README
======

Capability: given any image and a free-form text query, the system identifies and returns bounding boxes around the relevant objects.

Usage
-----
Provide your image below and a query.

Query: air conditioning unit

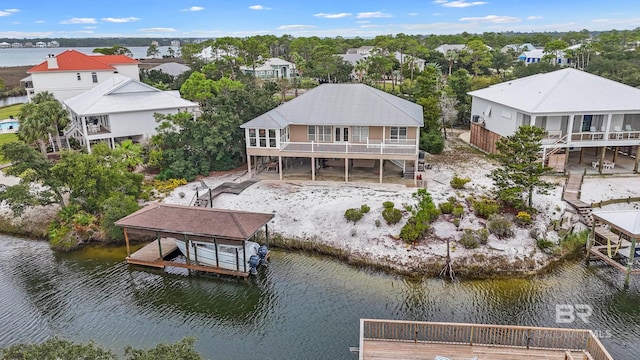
[472,115,480,123]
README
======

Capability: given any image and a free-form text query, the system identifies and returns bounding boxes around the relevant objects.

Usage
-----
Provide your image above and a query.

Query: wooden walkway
[562,171,593,225]
[588,226,640,274]
[362,340,584,360]
[194,179,258,207]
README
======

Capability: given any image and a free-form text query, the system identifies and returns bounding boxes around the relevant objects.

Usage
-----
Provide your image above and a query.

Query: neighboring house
[518,48,571,65]
[198,46,239,62]
[24,49,140,101]
[35,42,46,48]
[337,47,426,81]
[170,39,181,47]
[501,43,535,53]
[240,58,295,80]
[148,62,191,77]
[240,83,424,183]
[63,74,199,153]
[11,42,22,48]
[434,43,492,54]
[0,42,10,48]
[468,68,640,172]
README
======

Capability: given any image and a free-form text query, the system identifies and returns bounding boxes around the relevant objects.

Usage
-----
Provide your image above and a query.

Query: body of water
[0,46,175,67]
[0,235,638,359]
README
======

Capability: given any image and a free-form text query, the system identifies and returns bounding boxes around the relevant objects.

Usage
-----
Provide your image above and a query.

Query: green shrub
[101,193,141,242]
[536,238,555,250]
[400,219,426,244]
[452,206,464,217]
[382,201,395,209]
[488,214,514,238]
[344,208,364,224]
[439,202,454,214]
[472,198,500,218]
[420,131,445,154]
[447,196,458,204]
[450,175,471,189]
[360,204,370,214]
[452,218,460,227]
[382,207,402,225]
[516,211,532,225]
[459,230,479,249]
[477,228,489,245]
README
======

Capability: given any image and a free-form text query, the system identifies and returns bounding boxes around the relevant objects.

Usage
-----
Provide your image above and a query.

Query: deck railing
[571,131,640,142]
[360,319,614,360]
[280,140,417,155]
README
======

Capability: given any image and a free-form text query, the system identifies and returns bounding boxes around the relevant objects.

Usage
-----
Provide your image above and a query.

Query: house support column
[345,158,349,182]
[278,156,283,181]
[624,238,637,289]
[634,145,640,173]
[613,146,619,163]
[379,159,384,184]
[604,114,613,139]
[565,147,570,168]
[579,147,584,164]
[598,146,606,174]
[311,157,316,181]
[414,159,418,186]
[247,154,252,176]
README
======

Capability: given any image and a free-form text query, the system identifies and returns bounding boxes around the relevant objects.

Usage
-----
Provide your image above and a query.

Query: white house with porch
[240,58,295,80]
[240,83,423,184]
[63,74,199,153]
[468,68,640,173]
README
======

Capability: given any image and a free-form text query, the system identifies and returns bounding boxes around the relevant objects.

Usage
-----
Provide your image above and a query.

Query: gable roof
[27,49,139,73]
[241,83,423,129]
[468,68,640,114]
[63,74,198,116]
[240,58,293,72]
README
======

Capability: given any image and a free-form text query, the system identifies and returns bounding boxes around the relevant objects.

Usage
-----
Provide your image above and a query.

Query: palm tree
[18,102,50,154]
[445,50,459,76]
[39,100,69,152]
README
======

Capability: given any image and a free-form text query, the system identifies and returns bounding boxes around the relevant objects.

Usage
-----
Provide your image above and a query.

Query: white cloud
[591,17,640,26]
[182,6,204,12]
[527,16,543,20]
[277,24,316,30]
[138,27,177,32]
[11,21,20,24]
[249,5,271,10]
[360,24,385,28]
[84,26,97,29]
[356,11,393,19]
[439,1,488,8]
[0,9,19,16]
[408,13,419,16]
[314,13,351,19]
[35,20,45,23]
[60,18,97,24]
[460,15,521,23]
[356,20,370,24]
[0,30,54,38]
[102,17,140,23]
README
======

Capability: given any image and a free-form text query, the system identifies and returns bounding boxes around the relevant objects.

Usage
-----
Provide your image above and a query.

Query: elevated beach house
[468,68,640,173]
[63,74,199,152]
[23,50,140,101]
[240,83,424,183]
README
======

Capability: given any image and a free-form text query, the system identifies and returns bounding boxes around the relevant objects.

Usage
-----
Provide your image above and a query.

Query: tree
[179,72,216,103]
[93,45,132,56]
[444,50,459,76]
[544,39,569,66]
[147,44,160,58]
[490,125,554,209]
[18,91,69,153]
[460,40,492,75]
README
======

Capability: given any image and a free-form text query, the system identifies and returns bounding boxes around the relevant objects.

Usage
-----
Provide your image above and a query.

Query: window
[76,72,81,81]
[259,129,266,147]
[390,127,407,142]
[307,126,316,141]
[318,126,332,142]
[91,72,98,83]
[352,126,369,143]
[269,129,276,148]
[280,127,289,143]
[248,129,257,147]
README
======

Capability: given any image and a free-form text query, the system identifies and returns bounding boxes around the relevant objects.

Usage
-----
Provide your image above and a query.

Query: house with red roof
[23,50,140,101]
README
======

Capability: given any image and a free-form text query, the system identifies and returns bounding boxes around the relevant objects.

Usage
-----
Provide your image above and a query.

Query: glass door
[335,127,349,142]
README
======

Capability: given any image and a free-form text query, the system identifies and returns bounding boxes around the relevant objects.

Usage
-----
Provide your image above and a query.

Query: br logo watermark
[556,304,592,324]
[555,304,612,338]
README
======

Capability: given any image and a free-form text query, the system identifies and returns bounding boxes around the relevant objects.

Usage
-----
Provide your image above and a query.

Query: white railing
[571,130,640,142]
[279,140,417,155]
[0,128,18,134]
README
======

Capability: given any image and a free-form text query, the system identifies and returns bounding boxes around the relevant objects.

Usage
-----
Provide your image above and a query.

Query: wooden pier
[358,319,614,360]
[126,238,178,268]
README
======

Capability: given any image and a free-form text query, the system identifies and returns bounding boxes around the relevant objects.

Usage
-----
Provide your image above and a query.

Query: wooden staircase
[562,171,593,225]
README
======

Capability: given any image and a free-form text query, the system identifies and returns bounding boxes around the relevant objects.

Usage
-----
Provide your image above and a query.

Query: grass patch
[0,104,22,119]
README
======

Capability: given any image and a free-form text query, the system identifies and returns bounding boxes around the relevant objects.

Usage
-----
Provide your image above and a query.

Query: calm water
[0,234,638,359]
[0,46,174,67]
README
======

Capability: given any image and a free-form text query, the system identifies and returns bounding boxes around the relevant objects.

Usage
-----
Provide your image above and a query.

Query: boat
[174,239,269,275]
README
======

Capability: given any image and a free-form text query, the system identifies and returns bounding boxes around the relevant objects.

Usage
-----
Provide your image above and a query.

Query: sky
[1,1,640,39]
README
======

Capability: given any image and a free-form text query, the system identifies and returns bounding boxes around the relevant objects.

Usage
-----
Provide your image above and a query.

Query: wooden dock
[562,171,593,225]
[358,319,614,360]
[125,238,251,278]
[588,226,640,274]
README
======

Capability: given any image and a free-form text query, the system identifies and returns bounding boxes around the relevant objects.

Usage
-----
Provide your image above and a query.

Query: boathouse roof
[115,203,274,241]
[592,209,640,238]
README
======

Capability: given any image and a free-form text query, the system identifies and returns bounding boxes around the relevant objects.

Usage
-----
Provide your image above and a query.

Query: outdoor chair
[614,126,623,139]
[625,124,633,131]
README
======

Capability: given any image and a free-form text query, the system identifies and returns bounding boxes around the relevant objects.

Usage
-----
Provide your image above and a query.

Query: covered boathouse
[115,203,274,278]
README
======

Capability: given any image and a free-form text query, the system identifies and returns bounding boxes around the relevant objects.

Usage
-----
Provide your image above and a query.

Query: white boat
[174,239,268,274]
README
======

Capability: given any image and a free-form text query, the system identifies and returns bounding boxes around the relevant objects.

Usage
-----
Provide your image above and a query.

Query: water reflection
[0,235,638,360]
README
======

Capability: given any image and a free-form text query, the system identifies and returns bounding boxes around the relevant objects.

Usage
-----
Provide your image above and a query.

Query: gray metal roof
[241,83,423,129]
[148,62,190,77]
[469,68,640,114]
[592,210,640,237]
[63,74,198,116]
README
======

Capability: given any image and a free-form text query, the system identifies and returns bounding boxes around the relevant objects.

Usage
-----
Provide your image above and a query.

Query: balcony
[280,139,417,156]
